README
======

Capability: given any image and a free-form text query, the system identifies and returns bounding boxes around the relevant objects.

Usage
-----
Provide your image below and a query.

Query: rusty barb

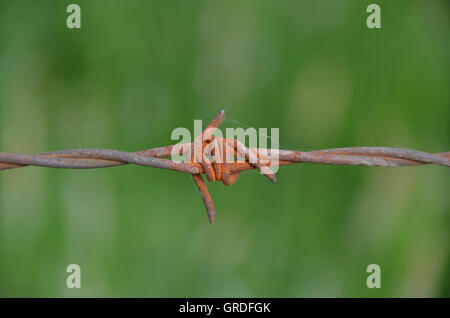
[1,110,449,223]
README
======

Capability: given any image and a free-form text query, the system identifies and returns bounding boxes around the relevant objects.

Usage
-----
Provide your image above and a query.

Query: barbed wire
[1,110,449,223]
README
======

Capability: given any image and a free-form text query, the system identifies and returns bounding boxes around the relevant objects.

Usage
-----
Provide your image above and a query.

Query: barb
[1,110,449,223]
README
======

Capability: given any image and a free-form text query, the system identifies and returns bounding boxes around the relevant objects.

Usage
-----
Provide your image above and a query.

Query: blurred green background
[0,0,448,297]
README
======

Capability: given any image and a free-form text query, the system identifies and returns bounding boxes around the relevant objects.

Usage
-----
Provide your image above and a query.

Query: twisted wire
[1,110,449,223]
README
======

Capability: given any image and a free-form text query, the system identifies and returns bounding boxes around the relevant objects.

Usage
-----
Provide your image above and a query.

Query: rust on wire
[0,110,449,223]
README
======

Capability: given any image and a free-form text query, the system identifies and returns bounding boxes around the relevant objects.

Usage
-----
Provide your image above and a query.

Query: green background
[0,0,448,297]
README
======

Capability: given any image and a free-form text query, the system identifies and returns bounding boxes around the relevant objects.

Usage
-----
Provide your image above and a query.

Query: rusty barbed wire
[1,110,449,223]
